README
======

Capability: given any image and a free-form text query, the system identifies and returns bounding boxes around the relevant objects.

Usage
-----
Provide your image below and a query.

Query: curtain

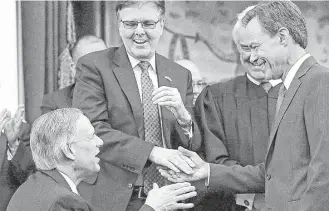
[73,1,121,47]
[93,1,121,47]
[21,1,72,123]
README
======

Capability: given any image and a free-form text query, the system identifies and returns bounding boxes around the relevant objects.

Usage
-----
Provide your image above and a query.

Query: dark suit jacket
[208,57,329,211]
[193,75,280,211]
[0,134,34,211]
[73,46,200,211]
[6,170,94,211]
[41,84,75,114]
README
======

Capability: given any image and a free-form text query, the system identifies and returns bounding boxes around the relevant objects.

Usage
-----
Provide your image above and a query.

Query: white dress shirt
[283,53,310,89]
[126,53,192,146]
[58,171,80,195]
[246,74,282,87]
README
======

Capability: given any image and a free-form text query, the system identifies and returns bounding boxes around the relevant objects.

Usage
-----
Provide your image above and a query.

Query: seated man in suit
[7,108,197,211]
[41,35,107,114]
[0,106,34,210]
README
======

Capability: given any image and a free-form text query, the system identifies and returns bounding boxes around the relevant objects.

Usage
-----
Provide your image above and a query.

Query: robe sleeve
[194,86,238,165]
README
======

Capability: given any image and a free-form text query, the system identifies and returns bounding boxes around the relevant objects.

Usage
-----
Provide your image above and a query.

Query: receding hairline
[232,5,257,44]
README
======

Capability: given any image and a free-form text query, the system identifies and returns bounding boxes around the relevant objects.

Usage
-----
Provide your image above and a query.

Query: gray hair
[115,0,165,19]
[30,108,82,170]
[241,1,308,49]
[232,5,256,44]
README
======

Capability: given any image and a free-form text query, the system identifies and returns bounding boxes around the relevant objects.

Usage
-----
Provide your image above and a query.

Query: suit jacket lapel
[41,170,72,191]
[265,56,317,165]
[112,46,144,139]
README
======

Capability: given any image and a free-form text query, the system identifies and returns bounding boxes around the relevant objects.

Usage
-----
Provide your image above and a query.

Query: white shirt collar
[283,53,311,89]
[246,73,282,87]
[58,171,79,195]
[127,52,156,72]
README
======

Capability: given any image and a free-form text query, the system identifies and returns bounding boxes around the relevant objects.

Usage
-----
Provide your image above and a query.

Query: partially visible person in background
[0,106,34,210]
[40,35,107,114]
[175,59,206,105]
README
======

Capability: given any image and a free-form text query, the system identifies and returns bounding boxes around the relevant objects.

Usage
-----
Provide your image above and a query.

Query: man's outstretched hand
[4,105,25,144]
[0,108,11,132]
[149,146,196,175]
[145,182,197,210]
[158,147,209,183]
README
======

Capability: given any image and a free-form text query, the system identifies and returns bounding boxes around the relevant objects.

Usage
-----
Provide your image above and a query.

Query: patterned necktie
[276,84,286,115]
[260,82,272,93]
[139,61,165,194]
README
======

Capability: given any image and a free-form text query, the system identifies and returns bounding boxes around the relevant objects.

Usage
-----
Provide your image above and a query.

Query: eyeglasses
[192,80,207,88]
[120,19,161,29]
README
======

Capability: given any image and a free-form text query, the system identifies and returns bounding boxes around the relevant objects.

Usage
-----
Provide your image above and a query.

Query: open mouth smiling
[134,39,147,44]
[251,60,266,69]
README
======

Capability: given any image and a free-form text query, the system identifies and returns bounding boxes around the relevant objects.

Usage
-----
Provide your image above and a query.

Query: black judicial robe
[193,74,280,211]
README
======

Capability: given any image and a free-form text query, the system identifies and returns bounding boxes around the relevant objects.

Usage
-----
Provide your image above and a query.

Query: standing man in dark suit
[191,5,281,211]
[160,1,329,211]
[0,106,34,210]
[41,35,107,114]
[73,1,199,211]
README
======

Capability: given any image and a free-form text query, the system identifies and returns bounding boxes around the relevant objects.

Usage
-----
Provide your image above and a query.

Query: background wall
[159,1,329,83]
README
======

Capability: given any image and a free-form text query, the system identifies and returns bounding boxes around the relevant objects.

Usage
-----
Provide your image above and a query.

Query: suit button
[244,200,249,206]
[127,183,133,188]
[266,173,271,180]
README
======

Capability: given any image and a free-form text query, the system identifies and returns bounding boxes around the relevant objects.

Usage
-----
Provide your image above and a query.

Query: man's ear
[278,27,289,46]
[62,145,75,161]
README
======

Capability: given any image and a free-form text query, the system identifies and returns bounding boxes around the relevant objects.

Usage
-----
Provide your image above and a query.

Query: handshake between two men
[145,145,208,210]
[151,146,208,184]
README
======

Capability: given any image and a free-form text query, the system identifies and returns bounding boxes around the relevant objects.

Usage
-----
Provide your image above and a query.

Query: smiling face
[118,2,164,61]
[236,18,288,81]
[70,115,103,178]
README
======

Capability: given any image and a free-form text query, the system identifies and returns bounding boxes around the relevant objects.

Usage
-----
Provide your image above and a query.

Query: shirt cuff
[235,193,255,210]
